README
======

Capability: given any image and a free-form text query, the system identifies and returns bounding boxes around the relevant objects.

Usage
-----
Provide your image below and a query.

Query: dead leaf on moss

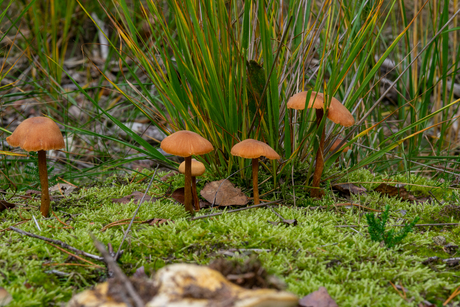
[49,183,76,196]
[141,218,174,226]
[332,183,367,196]
[200,180,248,206]
[298,287,338,307]
[0,200,15,212]
[374,183,422,202]
[170,188,211,208]
[112,191,157,204]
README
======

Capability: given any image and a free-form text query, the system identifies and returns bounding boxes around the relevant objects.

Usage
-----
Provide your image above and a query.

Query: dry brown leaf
[298,287,338,307]
[0,200,15,212]
[374,183,420,201]
[332,183,367,196]
[112,191,157,204]
[170,187,211,208]
[200,179,248,206]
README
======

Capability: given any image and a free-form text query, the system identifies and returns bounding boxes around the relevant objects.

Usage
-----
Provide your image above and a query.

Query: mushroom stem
[37,150,50,217]
[252,158,259,205]
[192,176,199,211]
[311,108,326,198]
[184,156,194,214]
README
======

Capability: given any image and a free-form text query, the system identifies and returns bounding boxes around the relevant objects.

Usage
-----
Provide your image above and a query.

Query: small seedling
[366,205,419,248]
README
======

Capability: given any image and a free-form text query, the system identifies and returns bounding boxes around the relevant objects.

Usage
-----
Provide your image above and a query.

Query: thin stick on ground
[45,242,103,269]
[114,166,158,260]
[93,239,144,307]
[9,226,105,262]
[336,222,460,228]
[190,200,281,221]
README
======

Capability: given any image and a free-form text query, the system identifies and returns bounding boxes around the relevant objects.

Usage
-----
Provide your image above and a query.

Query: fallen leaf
[112,191,157,204]
[332,183,367,196]
[200,180,248,206]
[49,183,76,196]
[298,287,338,307]
[170,188,211,208]
[0,200,15,212]
[443,243,459,255]
[141,218,174,226]
[374,183,417,201]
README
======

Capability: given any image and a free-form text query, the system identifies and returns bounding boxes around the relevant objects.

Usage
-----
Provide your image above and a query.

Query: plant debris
[332,183,367,196]
[200,179,249,206]
[0,287,12,307]
[208,257,285,290]
[0,200,15,212]
[170,187,211,208]
[112,191,158,204]
[374,183,429,203]
[298,287,338,307]
[141,218,174,227]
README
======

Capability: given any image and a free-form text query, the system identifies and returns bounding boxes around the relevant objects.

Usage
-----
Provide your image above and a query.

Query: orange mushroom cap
[231,139,280,160]
[6,117,65,152]
[287,91,355,127]
[160,130,213,157]
[178,159,206,177]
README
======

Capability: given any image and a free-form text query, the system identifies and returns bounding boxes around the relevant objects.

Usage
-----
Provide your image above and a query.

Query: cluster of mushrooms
[6,90,353,217]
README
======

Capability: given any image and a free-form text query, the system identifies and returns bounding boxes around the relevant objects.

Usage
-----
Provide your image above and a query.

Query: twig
[190,200,281,221]
[8,226,104,262]
[336,223,460,228]
[32,215,41,231]
[428,190,442,206]
[114,166,158,260]
[45,242,103,269]
[444,285,460,306]
[52,211,73,229]
[0,220,29,233]
[93,239,144,307]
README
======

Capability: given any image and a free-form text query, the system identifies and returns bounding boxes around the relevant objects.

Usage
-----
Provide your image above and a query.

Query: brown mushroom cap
[160,131,214,157]
[287,91,354,127]
[179,159,206,177]
[6,117,65,152]
[231,139,280,160]
[328,99,355,127]
[287,91,324,110]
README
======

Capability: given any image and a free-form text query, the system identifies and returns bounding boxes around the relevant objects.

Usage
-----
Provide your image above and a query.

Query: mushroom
[178,159,205,211]
[231,139,280,205]
[6,117,65,217]
[287,91,354,198]
[161,131,213,214]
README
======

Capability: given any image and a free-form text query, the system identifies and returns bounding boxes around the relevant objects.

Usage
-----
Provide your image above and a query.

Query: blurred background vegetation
[1,0,460,195]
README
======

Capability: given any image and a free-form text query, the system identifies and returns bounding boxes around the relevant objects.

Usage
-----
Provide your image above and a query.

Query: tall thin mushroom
[179,159,205,211]
[6,117,65,217]
[287,91,354,198]
[161,131,213,214]
[231,139,280,205]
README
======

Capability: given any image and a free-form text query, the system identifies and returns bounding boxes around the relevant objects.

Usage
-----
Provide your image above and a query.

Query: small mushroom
[231,139,280,205]
[6,117,65,217]
[179,159,206,211]
[287,91,354,198]
[161,131,213,214]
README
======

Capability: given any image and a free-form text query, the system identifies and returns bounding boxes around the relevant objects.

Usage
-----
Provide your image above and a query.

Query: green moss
[1,169,460,306]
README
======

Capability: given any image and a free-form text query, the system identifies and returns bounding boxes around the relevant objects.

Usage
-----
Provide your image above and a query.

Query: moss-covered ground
[1,167,460,307]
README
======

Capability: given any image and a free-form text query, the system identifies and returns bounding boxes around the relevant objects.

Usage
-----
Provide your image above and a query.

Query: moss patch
[1,169,460,306]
